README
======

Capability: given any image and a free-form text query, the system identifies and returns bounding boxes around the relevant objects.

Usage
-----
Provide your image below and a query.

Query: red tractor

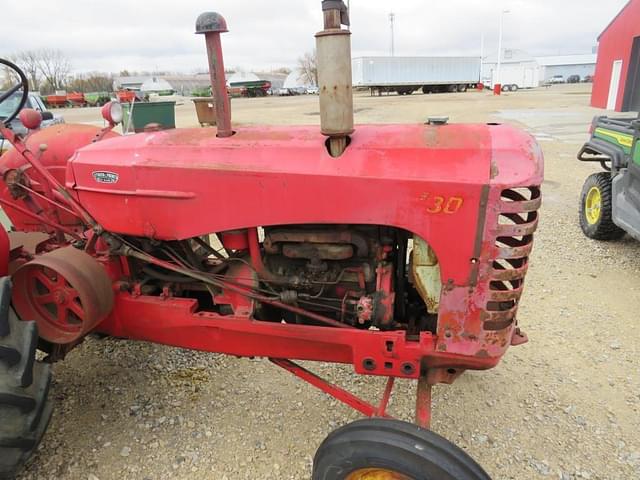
[0,2,543,479]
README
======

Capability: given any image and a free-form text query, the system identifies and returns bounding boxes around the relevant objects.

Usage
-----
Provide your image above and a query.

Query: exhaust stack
[316,0,354,157]
[196,12,233,138]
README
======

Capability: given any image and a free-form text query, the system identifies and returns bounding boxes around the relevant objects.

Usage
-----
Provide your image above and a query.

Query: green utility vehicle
[578,116,640,241]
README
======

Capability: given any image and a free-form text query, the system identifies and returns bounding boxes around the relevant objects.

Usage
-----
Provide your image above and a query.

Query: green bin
[122,101,176,133]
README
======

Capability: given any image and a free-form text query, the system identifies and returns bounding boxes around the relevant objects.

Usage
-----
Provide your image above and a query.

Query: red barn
[592,0,640,111]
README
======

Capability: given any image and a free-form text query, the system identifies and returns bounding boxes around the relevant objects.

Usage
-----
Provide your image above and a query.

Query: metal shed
[535,55,597,82]
[592,0,640,111]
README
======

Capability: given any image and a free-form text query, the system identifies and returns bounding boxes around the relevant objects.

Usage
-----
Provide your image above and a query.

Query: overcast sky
[0,0,630,74]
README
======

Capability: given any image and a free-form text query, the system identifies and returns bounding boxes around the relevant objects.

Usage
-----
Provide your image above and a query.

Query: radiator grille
[484,187,541,331]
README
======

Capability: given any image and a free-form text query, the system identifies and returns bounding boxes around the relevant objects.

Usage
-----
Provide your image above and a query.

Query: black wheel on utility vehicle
[579,172,626,241]
[0,277,52,480]
[313,418,491,480]
[457,84,468,93]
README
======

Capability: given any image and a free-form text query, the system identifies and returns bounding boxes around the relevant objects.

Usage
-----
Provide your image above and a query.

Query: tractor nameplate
[92,171,119,184]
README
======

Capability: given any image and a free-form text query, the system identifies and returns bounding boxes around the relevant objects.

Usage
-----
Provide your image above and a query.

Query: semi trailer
[352,56,481,95]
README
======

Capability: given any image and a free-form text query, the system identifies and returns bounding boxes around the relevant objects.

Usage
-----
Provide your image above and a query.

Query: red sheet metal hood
[67,124,542,284]
[69,123,540,181]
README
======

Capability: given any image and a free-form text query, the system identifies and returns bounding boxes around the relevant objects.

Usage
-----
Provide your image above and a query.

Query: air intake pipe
[317,0,354,157]
[196,12,233,138]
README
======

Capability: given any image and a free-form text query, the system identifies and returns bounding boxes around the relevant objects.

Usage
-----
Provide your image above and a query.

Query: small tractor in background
[578,115,640,241]
[0,2,543,478]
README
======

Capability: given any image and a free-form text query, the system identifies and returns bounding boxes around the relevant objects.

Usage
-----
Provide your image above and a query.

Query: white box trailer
[485,62,541,91]
[352,56,481,95]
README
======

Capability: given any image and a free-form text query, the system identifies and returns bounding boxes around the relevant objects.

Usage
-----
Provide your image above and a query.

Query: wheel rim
[346,469,413,480]
[585,186,602,225]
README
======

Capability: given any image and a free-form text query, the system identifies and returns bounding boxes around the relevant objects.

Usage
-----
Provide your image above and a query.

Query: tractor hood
[67,123,542,284]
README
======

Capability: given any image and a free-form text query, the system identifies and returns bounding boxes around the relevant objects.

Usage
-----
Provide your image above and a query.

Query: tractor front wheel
[312,418,491,480]
[0,277,52,479]
[579,172,625,240]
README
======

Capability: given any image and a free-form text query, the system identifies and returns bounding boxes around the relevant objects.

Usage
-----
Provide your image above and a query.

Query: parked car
[582,75,594,83]
[306,86,319,95]
[567,75,581,84]
[0,92,64,156]
[549,75,565,84]
[277,88,292,96]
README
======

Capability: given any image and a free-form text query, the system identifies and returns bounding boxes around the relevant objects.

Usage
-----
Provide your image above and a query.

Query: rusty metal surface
[12,246,114,344]
[196,14,233,138]
[264,229,369,257]
[195,12,228,34]
[282,243,354,260]
[270,358,390,419]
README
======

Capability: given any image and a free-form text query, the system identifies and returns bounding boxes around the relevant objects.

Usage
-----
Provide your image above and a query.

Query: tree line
[1,49,113,95]
[1,47,316,96]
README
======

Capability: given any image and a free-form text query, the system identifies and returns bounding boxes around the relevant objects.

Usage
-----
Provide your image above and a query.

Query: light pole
[496,9,510,93]
[480,32,485,84]
[389,12,395,57]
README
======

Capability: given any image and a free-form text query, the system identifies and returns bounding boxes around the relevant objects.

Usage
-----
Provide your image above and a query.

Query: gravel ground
[17,85,640,480]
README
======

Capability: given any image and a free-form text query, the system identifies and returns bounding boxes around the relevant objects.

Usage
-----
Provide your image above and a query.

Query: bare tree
[36,49,71,93]
[0,66,14,90]
[67,73,114,93]
[297,50,318,86]
[12,50,41,91]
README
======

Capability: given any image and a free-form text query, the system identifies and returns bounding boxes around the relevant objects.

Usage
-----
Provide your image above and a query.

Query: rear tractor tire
[0,278,52,479]
[313,418,491,480]
[579,172,626,240]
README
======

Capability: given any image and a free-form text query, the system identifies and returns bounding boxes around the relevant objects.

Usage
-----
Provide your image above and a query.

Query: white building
[482,49,540,89]
[482,50,597,88]
[535,54,597,82]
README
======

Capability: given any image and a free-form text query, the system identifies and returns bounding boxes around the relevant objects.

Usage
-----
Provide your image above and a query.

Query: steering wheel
[0,58,29,125]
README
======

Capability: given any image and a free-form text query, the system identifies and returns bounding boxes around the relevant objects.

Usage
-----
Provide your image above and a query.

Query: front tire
[579,172,626,240]
[0,278,52,479]
[313,418,491,480]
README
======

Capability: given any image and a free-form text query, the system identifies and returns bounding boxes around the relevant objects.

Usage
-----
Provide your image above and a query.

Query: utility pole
[389,12,395,57]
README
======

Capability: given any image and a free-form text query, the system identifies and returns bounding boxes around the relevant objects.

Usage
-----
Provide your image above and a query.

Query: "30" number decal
[420,193,464,215]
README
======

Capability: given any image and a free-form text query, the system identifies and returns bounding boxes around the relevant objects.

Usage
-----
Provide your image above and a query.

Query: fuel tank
[68,124,543,284]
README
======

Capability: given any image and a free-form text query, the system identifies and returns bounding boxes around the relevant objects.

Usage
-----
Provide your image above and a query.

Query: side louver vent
[485,187,541,331]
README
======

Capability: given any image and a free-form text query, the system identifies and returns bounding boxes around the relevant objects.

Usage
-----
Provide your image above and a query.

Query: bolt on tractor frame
[0,2,543,479]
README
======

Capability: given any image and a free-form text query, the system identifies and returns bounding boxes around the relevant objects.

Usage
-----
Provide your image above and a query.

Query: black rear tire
[313,418,491,480]
[0,277,52,480]
[579,172,626,240]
